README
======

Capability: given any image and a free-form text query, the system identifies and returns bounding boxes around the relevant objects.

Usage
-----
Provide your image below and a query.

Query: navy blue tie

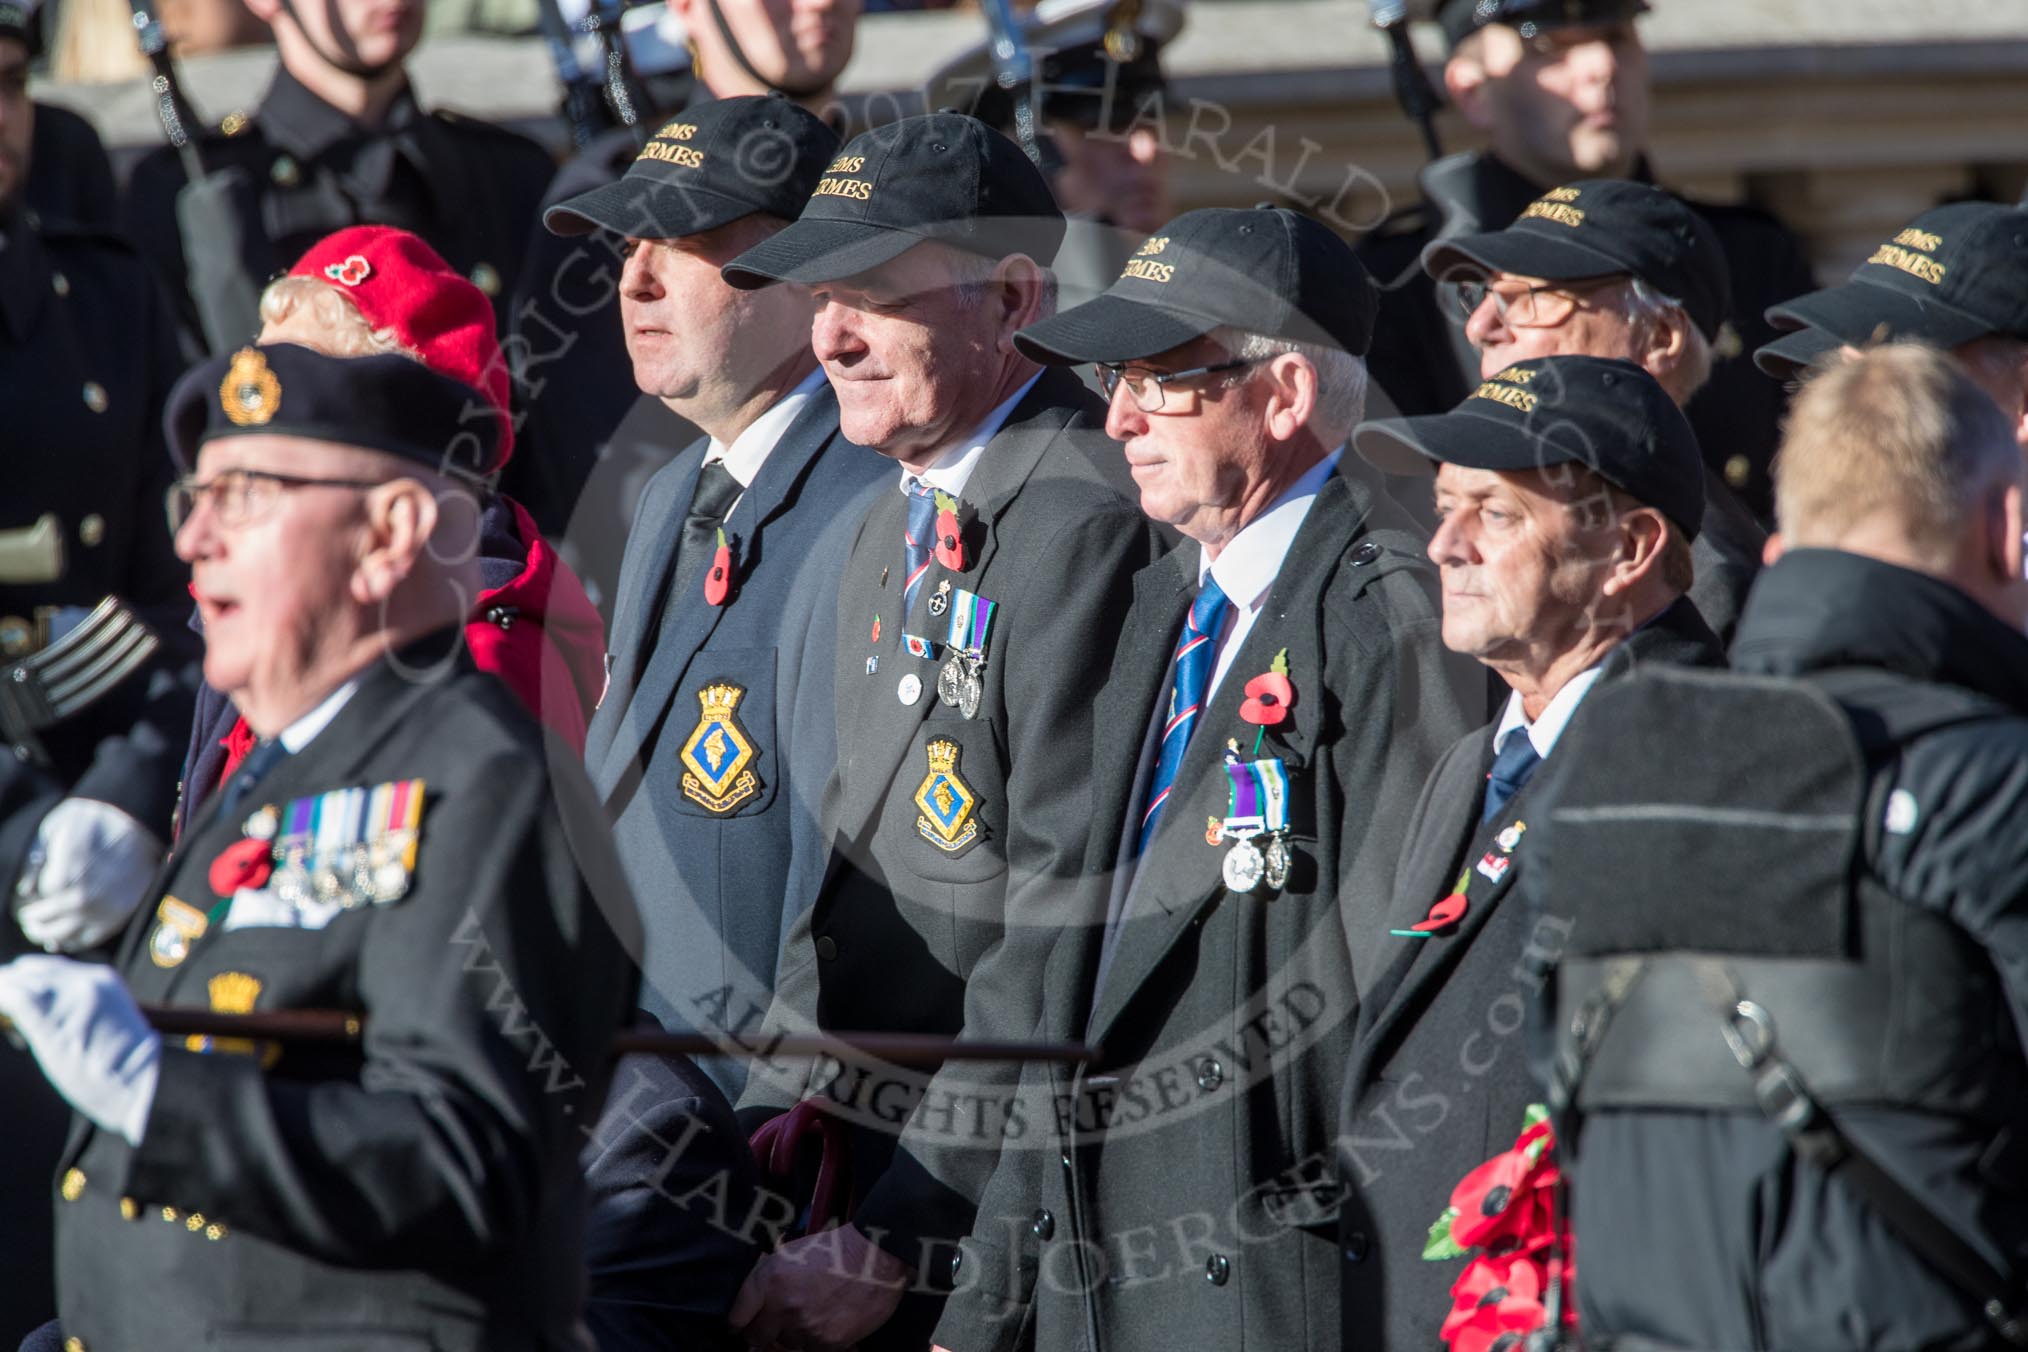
[1139,577,1230,854]
[1482,730,1542,824]
[219,738,289,818]
[902,481,939,615]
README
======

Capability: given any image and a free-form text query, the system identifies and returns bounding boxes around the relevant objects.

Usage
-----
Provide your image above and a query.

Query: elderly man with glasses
[1421,178,1769,642]
[0,342,639,1351]
[928,205,1474,1352]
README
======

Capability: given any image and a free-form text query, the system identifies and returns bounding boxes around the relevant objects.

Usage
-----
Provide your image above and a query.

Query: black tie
[219,738,289,819]
[1481,731,1542,824]
[665,461,744,620]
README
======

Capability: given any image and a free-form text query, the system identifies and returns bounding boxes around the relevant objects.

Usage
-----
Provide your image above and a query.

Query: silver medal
[1222,837,1265,892]
[898,672,924,706]
[1264,835,1291,889]
[928,581,951,618]
[937,656,966,707]
[959,666,983,720]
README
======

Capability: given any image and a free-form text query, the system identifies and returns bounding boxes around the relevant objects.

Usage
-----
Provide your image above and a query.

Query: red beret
[288,226,515,466]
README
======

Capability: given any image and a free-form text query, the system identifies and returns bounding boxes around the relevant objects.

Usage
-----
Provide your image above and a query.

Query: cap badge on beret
[323,254,372,287]
[1867,225,1948,287]
[1521,185,1586,230]
[1472,364,1541,413]
[220,348,282,427]
[639,119,706,170]
[1121,234,1174,283]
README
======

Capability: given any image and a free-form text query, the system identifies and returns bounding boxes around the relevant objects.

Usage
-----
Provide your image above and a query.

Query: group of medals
[1213,748,1294,893]
[892,578,996,719]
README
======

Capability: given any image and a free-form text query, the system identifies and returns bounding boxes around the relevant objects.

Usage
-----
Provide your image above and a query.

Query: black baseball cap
[544,94,839,240]
[1423,179,1731,341]
[1757,203,2028,373]
[720,112,1066,289]
[1439,0,1648,48]
[1013,205,1380,364]
[167,344,504,480]
[1354,354,1704,540]
[926,0,1183,136]
[1751,325,1843,380]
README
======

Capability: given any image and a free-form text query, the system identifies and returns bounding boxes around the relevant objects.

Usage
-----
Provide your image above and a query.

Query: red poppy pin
[209,836,274,896]
[1424,1105,1576,1352]
[1240,648,1294,727]
[932,490,966,570]
[703,527,733,606]
[322,254,372,287]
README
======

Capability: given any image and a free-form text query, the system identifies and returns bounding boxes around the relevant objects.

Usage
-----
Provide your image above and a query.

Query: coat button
[270,154,301,186]
[1204,1253,1230,1285]
[1196,1058,1223,1091]
[62,1337,85,1352]
[79,514,105,548]
[82,381,108,414]
[50,271,68,297]
[1031,1208,1054,1240]
[1349,541,1382,567]
[815,935,837,960]
[59,1168,85,1201]
[1343,1231,1369,1263]
[470,262,502,296]
[949,1250,963,1281]
[119,1197,140,1221]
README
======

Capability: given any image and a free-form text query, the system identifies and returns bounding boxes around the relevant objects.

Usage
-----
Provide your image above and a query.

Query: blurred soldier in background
[1359,0,1814,524]
[1756,201,2028,452]
[925,0,1182,305]
[505,0,862,589]
[0,4,194,1335]
[119,0,554,354]
[1341,355,1720,1352]
[1418,178,1764,640]
[1532,344,2028,1350]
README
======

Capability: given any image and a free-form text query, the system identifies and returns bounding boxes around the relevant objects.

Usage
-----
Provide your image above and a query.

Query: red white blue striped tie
[902,480,939,615]
[1139,576,1230,855]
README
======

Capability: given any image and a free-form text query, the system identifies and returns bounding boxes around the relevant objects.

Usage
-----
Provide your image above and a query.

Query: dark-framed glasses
[1095,357,1264,413]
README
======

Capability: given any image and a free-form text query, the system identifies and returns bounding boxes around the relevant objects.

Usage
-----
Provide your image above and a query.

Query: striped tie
[1139,576,1230,855]
[902,480,939,615]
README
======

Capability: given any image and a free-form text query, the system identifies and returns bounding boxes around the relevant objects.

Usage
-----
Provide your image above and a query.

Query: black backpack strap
[1698,958,2028,1347]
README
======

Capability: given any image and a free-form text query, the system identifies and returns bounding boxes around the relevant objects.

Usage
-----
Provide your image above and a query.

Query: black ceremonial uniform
[0,201,191,1345]
[1357,152,1814,523]
[119,66,554,349]
[52,642,638,1351]
[0,205,193,906]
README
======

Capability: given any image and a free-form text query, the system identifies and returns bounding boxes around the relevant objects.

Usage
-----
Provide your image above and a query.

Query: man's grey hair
[1620,276,1714,404]
[1214,327,1370,441]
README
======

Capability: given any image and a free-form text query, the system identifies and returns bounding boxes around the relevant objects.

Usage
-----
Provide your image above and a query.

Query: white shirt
[1195,450,1341,701]
[897,372,1044,500]
[705,366,827,517]
[279,678,360,753]
[1492,665,1607,762]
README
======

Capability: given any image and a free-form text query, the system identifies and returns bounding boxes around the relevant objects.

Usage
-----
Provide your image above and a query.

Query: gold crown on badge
[220,347,282,426]
[207,970,263,1015]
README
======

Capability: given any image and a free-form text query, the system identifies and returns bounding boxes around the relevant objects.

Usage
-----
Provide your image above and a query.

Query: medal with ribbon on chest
[1217,750,1292,893]
[272,779,426,910]
[936,588,997,720]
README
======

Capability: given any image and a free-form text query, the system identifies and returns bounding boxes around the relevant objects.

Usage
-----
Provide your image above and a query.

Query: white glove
[13,798,163,952]
[0,954,160,1146]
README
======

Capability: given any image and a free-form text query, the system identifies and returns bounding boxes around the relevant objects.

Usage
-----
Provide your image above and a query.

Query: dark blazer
[585,383,888,1101]
[738,367,1162,1347]
[935,460,1478,1352]
[1335,598,1723,1352]
[51,643,637,1352]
